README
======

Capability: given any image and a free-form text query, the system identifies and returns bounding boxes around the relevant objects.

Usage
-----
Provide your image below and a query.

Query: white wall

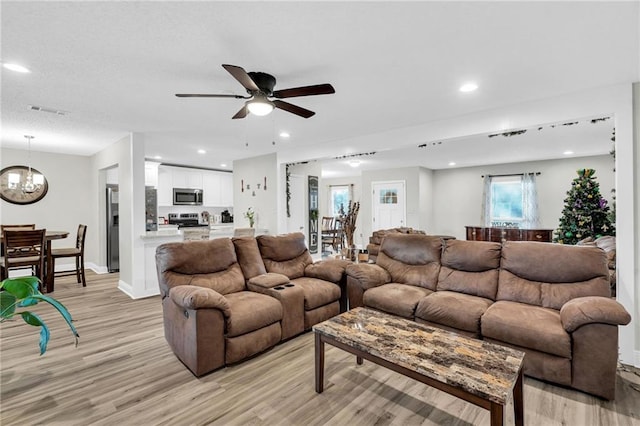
[431,155,615,239]
[233,153,278,232]
[0,148,98,270]
[90,133,148,298]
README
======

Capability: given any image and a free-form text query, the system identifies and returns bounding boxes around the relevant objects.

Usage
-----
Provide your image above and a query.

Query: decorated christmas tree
[554,168,613,245]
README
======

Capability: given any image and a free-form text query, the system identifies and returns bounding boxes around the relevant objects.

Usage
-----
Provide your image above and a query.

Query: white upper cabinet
[158,165,233,207]
[202,171,221,206]
[144,161,160,187]
[219,172,233,206]
[171,167,202,189]
[157,166,173,206]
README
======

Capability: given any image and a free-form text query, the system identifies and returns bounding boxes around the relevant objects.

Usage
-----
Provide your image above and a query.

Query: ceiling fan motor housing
[247,72,276,95]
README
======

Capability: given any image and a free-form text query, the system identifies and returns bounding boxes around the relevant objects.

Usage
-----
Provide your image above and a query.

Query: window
[484,173,539,228]
[329,185,350,216]
[379,189,398,204]
[489,176,524,227]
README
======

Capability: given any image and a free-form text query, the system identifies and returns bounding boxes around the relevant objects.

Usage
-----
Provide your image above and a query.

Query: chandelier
[6,136,45,193]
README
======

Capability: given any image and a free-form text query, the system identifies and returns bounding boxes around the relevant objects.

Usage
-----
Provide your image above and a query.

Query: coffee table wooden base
[315,332,524,426]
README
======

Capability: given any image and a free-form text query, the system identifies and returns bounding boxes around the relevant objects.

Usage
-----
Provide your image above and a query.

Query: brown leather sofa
[346,234,631,400]
[366,227,425,262]
[156,232,349,377]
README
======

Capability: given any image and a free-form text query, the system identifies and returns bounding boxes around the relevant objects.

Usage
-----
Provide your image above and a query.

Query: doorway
[372,180,406,231]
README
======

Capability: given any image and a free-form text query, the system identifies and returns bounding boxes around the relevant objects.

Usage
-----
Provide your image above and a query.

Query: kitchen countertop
[142,225,266,240]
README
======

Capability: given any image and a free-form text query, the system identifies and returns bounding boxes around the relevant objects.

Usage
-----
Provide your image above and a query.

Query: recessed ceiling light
[197,149,206,154]
[279,132,290,138]
[220,163,227,168]
[3,63,30,73]
[153,155,162,160]
[563,150,574,155]
[448,162,456,166]
[459,82,478,93]
[349,160,361,168]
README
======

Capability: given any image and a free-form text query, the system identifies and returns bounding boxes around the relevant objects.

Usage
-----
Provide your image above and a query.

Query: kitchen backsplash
[158,206,233,224]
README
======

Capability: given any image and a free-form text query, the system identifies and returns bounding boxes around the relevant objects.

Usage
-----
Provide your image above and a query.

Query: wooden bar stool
[51,224,87,287]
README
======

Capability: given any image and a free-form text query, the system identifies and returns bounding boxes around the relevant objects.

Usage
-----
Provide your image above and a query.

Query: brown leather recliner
[256,232,350,329]
[156,238,283,376]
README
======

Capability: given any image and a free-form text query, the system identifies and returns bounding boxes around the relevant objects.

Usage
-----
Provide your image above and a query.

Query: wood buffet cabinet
[465,226,554,243]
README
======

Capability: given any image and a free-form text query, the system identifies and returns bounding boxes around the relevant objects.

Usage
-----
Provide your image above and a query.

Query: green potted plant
[0,276,79,355]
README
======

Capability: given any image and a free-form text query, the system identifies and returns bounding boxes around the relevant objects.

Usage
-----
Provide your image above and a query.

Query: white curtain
[522,173,540,228]
[481,175,492,226]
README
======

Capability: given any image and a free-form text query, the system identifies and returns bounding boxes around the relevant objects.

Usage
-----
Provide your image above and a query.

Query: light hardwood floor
[1,272,638,425]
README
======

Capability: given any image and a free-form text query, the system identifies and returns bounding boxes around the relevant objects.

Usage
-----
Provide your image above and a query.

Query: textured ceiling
[1,2,637,175]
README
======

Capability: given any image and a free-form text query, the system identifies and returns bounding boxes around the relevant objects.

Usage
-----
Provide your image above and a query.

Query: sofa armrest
[560,296,631,333]
[169,285,231,317]
[305,259,351,283]
[345,263,391,290]
[248,272,290,288]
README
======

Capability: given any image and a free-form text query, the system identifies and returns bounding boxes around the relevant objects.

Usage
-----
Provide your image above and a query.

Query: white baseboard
[635,350,640,368]
[54,262,108,274]
[116,279,159,299]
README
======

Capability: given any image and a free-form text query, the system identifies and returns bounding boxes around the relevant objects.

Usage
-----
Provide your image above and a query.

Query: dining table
[0,230,69,293]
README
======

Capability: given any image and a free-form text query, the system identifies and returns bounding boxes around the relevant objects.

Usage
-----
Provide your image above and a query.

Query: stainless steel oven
[173,188,203,205]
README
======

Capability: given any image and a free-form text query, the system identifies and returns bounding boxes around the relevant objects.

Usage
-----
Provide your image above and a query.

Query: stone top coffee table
[313,307,525,426]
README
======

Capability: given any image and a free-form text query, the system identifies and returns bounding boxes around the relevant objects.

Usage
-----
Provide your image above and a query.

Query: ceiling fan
[175,64,335,119]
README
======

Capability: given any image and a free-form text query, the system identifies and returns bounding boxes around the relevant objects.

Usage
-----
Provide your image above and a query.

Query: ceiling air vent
[28,105,68,116]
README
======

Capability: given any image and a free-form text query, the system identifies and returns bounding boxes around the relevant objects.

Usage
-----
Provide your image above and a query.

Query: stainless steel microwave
[173,188,203,205]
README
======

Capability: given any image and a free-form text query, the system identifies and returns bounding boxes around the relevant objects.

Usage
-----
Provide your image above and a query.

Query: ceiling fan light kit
[246,96,274,116]
[176,64,335,119]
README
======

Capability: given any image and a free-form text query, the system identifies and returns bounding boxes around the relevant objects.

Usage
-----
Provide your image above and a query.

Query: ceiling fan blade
[232,105,249,119]
[222,64,259,92]
[272,84,335,99]
[175,93,249,98]
[273,100,315,118]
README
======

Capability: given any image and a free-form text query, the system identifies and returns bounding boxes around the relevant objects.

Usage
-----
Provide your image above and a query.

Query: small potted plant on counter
[244,207,256,228]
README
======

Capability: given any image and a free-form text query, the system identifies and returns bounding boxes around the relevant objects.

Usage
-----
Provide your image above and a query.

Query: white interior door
[372,180,406,231]
[287,174,306,235]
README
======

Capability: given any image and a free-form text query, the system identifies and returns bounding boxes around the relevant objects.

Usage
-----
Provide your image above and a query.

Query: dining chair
[0,224,36,256]
[0,228,46,284]
[51,224,87,287]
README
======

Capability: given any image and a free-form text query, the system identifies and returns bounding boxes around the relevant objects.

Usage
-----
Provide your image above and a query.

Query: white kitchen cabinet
[219,172,233,206]
[202,171,221,206]
[144,161,160,187]
[157,166,173,206]
[171,167,203,189]
[157,165,232,207]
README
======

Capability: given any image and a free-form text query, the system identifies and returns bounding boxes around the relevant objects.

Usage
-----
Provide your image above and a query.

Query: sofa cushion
[291,277,341,310]
[257,233,313,279]
[437,239,501,300]
[376,234,442,290]
[481,301,571,358]
[415,291,493,336]
[232,237,267,280]
[224,291,283,338]
[497,241,610,309]
[364,283,433,318]
[157,238,246,296]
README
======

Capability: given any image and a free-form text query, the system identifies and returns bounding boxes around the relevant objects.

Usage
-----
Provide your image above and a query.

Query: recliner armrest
[305,259,351,282]
[248,272,290,288]
[169,285,231,317]
[345,263,391,290]
[560,296,631,333]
